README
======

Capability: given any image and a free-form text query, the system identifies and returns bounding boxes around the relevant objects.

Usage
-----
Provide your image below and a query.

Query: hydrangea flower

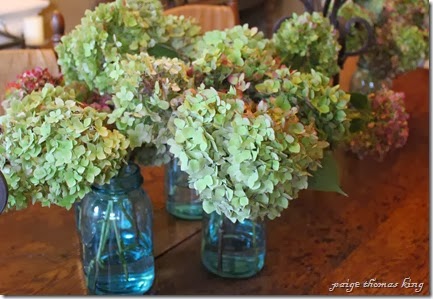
[341,0,429,79]
[273,12,341,78]
[56,0,201,92]
[3,67,63,107]
[348,88,409,161]
[106,53,192,165]
[192,24,278,91]
[255,67,350,145]
[0,84,129,210]
[167,87,328,222]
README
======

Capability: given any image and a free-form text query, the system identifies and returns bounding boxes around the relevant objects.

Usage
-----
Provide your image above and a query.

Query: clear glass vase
[165,158,202,220]
[78,162,155,295]
[350,56,393,94]
[201,211,266,278]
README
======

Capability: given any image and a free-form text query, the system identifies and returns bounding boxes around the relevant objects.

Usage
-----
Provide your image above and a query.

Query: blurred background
[42,0,305,38]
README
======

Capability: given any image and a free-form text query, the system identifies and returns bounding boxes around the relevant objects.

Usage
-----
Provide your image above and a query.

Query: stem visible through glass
[88,199,132,291]
[92,200,113,291]
[217,215,227,273]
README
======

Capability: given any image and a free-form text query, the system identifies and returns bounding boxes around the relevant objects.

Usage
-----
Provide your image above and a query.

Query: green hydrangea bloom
[161,14,202,60]
[167,87,328,222]
[351,0,429,79]
[107,53,192,165]
[0,84,129,211]
[393,25,428,73]
[56,0,201,92]
[273,12,341,78]
[255,67,350,145]
[192,24,278,90]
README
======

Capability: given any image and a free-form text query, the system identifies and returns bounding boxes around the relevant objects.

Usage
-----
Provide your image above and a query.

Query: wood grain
[0,166,201,295]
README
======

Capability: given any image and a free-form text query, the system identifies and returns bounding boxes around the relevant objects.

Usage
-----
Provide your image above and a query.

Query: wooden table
[0,64,429,295]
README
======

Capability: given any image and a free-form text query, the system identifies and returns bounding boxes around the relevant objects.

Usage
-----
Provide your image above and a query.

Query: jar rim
[92,162,143,193]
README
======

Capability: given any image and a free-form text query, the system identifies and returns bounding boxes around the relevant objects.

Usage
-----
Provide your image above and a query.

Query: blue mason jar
[79,163,155,295]
[201,211,266,278]
[165,158,202,220]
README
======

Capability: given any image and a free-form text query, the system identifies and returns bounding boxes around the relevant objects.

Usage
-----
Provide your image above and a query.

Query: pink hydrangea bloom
[349,88,409,161]
[5,67,63,100]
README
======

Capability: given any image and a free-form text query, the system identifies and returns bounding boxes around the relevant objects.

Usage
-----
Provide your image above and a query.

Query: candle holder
[0,26,25,50]
[274,0,375,86]
[0,11,64,50]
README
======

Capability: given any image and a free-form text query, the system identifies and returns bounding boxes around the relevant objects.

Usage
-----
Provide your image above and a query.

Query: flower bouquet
[1,0,357,292]
[339,0,429,91]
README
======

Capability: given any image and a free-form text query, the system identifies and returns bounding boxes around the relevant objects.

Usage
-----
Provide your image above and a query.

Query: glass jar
[74,201,81,233]
[79,163,154,295]
[165,158,202,220]
[350,56,393,94]
[201,211,266,278]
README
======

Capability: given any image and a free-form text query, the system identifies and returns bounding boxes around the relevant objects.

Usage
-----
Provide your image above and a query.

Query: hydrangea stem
[217,215,227,273]
[89,199,132,291]
[92,200,112,291]
[112,213,129,280]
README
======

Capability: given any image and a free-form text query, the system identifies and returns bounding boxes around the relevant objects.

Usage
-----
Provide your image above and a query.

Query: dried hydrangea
[273,12,341,78]
[106,53,192,165]
[384,0,429,24]
[56,0,201,92]
[345,0,429,79]
[0,84,130,211]
[393,25,429,73]
[192,24,278,90]
[255,67,350,145]
[3,67,63,107]
[161,14,201,60]
[348,88,409,161]
[362,26,427,80]
[167,87,328,222]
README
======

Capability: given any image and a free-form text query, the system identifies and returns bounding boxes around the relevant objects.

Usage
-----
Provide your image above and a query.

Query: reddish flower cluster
[349,88,409,161]
[83,93,112,113]
[4,67,113,113]
[5,67,63,100]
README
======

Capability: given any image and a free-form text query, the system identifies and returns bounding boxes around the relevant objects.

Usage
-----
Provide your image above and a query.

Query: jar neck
[357,55,370,70]
[92,162,143,194]
[357,55,392,82]
[206,211,264,225]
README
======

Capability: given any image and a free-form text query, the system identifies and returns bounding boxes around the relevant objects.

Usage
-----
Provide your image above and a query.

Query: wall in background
[41,0,306,37]
[43,0,96,33]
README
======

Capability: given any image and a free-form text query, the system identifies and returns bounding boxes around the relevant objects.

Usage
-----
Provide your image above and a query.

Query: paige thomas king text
[329,278,424,293]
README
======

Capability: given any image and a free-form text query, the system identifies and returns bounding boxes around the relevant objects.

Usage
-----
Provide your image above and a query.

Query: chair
[0,11,64,115]
[164,0,240,32]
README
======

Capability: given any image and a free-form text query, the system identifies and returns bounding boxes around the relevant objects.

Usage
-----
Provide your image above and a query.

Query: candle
[23,15,44,46]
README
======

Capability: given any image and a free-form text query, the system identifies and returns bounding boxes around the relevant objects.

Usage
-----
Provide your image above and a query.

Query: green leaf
[147,43,180,59]
[350,92,369,110]
[308,150,347,196]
